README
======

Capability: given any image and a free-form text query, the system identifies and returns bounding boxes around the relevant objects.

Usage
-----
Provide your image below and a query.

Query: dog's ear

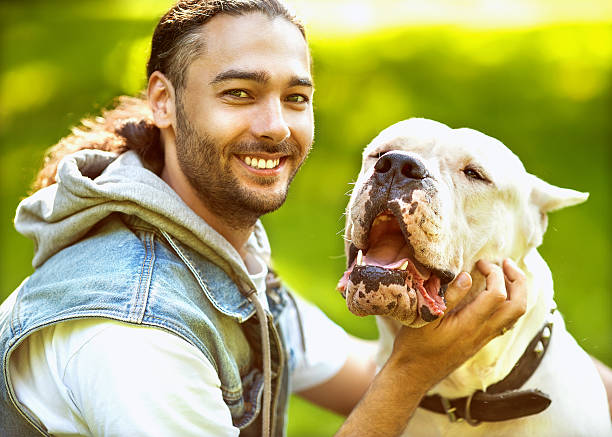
[528,174,589,213]
[526,174,588,247]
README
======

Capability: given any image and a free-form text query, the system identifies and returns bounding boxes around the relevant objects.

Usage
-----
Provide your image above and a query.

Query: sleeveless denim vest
[0,214,298,436]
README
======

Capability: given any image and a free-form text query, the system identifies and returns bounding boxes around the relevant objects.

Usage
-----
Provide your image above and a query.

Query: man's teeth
[356,249,364,266]
[244,156,281,169]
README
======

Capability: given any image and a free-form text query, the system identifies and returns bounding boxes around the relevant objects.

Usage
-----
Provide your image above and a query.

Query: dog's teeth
[399,260,409,270]
[356,249,364,266]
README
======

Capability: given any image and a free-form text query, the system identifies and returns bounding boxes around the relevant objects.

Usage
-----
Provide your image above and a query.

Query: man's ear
[147,71,176,130]
[528,173,589,213]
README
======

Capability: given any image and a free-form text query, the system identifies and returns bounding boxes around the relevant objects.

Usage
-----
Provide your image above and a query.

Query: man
[0,1,604,436]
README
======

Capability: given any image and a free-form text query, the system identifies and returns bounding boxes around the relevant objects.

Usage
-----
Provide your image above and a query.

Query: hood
[14,149,269,292]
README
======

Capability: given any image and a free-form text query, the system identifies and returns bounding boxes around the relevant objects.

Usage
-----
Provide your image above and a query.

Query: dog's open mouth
[337,211,449,323]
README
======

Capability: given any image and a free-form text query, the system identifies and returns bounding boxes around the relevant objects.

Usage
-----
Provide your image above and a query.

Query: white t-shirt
[9,264,348,436]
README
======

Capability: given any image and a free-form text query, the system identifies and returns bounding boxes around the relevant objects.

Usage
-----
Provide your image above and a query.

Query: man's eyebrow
[209,69,313,88]
[210,69,270,85]
[288,76,313,88]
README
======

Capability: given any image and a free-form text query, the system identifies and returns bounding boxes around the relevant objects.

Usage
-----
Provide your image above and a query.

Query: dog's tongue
[336,250,410,292]
[337,218,445,323]
[337,243,445,323]
[337,265,353,292]
[336,231,430,291]
[364,232,409,266]
[336,234,409,291]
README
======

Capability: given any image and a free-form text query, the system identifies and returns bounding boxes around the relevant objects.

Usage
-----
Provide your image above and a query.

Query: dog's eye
[463,167,488,182]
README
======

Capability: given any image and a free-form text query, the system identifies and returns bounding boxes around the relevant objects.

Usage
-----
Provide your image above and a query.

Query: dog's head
[337,118,587,327]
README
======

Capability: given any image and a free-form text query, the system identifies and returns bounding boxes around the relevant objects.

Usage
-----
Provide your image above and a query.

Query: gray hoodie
[14,149,269,293]
[6,149,287,437]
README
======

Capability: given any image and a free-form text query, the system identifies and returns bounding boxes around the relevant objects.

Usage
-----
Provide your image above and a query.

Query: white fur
[347,118,611,436]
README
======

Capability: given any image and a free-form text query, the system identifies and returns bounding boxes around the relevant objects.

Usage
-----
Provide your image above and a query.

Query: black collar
[419,318,554,425]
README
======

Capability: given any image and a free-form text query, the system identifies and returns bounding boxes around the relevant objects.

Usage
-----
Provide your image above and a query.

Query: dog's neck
[430,248,555,398]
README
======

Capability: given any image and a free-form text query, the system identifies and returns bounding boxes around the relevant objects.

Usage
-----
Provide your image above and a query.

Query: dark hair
[32,0,305,192]
[148,0,305,92]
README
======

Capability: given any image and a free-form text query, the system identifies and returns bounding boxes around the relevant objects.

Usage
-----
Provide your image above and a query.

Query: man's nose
[253,100,290,143]
[374,152,429,181]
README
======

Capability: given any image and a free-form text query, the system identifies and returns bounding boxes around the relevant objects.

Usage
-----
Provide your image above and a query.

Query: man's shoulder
[11,214,240,350]
[25,213,246,320]
[28,213,169,288]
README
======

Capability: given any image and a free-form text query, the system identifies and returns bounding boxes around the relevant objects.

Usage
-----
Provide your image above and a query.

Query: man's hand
[388,259,527,384]
[336,259,527,437]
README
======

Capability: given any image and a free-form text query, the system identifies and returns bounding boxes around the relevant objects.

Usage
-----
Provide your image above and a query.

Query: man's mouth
[241,155,283,170]
[235,154,290,176]
[337,210,452,323]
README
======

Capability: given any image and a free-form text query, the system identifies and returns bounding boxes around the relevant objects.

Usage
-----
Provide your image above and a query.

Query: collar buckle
[440,397,463,423]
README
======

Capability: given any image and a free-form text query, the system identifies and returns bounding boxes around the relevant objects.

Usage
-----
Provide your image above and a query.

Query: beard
[174,104,306,230]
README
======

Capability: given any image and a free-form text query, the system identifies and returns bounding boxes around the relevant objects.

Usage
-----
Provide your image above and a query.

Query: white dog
[337,118,611,436]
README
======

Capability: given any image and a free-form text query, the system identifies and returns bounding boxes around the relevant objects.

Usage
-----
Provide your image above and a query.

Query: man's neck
[160,163,254,259]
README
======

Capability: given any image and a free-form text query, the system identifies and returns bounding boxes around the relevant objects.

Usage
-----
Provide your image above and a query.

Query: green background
[1,1,610,435]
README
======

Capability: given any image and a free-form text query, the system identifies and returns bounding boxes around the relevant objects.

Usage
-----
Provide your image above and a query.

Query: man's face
[173,12,314,229]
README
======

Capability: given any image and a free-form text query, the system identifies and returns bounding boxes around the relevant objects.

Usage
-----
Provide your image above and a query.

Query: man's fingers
[502,258,524,282]
[428,259,529,368]
[487,259,528,331]
[476,260,507,300]
[445,272,472,311]
[468,260,507,322]
[444,259,527,341]
[502,258,527,301]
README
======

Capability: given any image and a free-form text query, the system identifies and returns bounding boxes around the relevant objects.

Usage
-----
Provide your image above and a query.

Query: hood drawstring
[244,288,273,437]
[22,149,278,436]
[162,230,274,437]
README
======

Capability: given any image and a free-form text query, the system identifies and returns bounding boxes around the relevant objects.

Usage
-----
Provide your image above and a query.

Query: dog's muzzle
[338,153,453,326]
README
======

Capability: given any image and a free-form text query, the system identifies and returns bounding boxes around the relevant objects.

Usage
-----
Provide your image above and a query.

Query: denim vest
[0,214,298,436]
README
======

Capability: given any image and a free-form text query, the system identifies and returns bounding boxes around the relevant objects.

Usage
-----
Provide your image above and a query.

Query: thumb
[444,272,472,311]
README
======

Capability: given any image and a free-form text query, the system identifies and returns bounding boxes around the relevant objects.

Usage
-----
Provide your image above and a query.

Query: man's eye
[226,89,249,98]
[286,94,308,103]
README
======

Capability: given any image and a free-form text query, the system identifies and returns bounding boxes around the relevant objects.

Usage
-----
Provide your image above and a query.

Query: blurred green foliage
[1,1,610,435]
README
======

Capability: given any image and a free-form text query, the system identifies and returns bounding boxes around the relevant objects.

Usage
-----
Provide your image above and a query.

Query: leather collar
[419,318,554,425]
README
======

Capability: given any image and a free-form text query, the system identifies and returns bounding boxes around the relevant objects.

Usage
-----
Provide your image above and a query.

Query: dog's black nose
[374,152,429,180]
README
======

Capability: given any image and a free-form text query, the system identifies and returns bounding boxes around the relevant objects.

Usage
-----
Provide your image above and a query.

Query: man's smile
[235,153,287,174]
[244,156,281,169]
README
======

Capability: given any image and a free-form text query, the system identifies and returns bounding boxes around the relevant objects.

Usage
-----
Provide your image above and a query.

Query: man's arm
[331,259,527,436]
[297,336,377,415]
[63,320,240,437]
